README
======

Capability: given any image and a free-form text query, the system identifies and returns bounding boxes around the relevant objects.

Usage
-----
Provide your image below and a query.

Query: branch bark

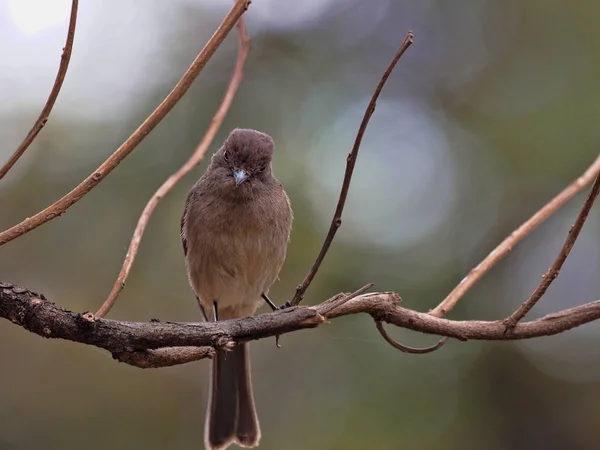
[2,281,599,370]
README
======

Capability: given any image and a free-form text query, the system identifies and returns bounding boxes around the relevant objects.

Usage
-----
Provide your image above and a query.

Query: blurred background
[1,0,599,449]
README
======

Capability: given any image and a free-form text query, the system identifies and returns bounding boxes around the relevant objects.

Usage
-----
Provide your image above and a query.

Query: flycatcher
[181,128,293,450]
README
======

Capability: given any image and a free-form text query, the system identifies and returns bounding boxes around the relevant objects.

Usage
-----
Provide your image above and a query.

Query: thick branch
[2,281,600,369]
[0,0,78,180]
[0,0,251,246]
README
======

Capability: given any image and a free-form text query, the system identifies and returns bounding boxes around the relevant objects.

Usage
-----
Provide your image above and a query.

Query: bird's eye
[258,165,267,172]
[223,151,229,162]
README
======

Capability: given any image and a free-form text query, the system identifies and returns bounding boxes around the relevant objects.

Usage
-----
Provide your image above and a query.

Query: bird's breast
[185,193,290,318]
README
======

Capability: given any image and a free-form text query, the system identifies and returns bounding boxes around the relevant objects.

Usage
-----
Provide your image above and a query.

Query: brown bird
[181,128,293,450]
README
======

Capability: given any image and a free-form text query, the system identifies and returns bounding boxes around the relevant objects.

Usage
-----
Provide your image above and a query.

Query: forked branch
[430,153,600,318]
[2,281,600,369]
[503,172,600,328]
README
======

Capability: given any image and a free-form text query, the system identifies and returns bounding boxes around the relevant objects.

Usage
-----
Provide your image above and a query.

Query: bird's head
[211,128,275,188]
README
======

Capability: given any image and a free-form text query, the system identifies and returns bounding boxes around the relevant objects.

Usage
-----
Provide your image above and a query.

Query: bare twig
[317,283,374,316]
[375,321,449,354]
[0,0,251,247]
[96,18,252,318]
[0,0,79,180]
[503,173,600,329]
[430,153,600,318]
[289,31,414,307]
[3,281,600,369]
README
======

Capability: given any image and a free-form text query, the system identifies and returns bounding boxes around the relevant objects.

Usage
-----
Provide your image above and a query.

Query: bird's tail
[205,343,261,450]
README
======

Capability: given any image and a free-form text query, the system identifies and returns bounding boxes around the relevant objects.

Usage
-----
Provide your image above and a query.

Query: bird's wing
[180,196,189,257]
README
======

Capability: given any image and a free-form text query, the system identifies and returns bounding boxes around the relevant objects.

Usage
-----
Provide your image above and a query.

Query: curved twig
[96,17,252,318]
[503,172,600,328]
[430,153,600,318]
[0,0,251,247]
[0,0,79,180]
[289,30,414,307]
[375,321,448,354]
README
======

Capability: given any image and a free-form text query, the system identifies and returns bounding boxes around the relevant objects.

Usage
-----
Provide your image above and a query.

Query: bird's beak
[233,168,249,186]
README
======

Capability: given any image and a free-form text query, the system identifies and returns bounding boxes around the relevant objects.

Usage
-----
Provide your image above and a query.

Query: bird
[181,128,293,450]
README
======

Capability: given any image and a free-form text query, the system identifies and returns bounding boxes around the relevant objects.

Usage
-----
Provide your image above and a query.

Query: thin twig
[317,283,374,316]
[0,0,251,247]
[503,173,600,329]
[375,321,448,354]
[289,30,414,307]
[96,18,251,318]
[430,153,600,318]
[0,0,79,181]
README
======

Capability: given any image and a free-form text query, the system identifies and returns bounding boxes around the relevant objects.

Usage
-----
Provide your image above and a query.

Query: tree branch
[3,281,600,370]
[503,172,600,328]
[290,31,414,307]
[0,0,79,181]
[430,153,600,318]
[0,0,251,247]
[96,17,252,318]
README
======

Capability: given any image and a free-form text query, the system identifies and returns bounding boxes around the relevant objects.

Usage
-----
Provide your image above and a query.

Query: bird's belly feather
[186,210,287,320]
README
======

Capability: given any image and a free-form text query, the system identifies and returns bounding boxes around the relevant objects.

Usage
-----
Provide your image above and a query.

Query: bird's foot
[262,294,295,348]
[278,300,293,310]
[262,293,294,312]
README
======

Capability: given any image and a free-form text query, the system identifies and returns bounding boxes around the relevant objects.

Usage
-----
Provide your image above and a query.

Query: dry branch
[503,173,600,328]
[430,153,600,318]
[0,0,251,247]
[0,6,598,382]
[2,281,600,369]
[290,31,414,306]
[0,0,79,180]
[96,18,252,318]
